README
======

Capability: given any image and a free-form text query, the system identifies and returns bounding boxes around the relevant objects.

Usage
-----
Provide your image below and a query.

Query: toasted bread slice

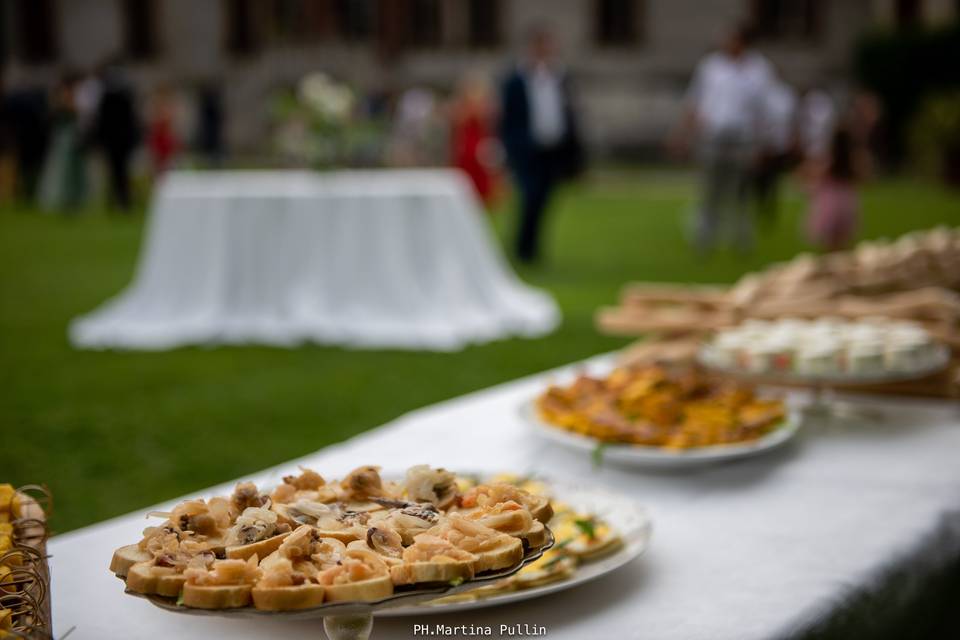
[252,583,326,611]
[390,559,474,586]
[125,561,185,597]
[182,583,252,609]
[471,535,524,574]
[462,504,533,538]
[322,574,393,602]
[110,544,152,578]
[225,532,291,561]
[528,496,553,524]
[521,520,548,550]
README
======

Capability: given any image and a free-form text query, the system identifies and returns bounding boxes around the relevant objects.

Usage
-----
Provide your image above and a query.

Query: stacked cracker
[0,484,52,640]
[596,226,960,397]
[111,466,552,611]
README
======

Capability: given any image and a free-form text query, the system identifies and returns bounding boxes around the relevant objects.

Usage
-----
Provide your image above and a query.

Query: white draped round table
[70,170,559,351]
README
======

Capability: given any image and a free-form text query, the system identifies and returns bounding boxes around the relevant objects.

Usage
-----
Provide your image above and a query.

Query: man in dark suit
[93,59,140,212]
[499,27,583,264]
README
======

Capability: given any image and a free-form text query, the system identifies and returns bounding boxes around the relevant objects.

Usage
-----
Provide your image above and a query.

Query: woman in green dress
[38,73,88,213]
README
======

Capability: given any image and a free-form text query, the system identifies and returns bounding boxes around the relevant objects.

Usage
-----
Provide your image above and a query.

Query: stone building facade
[3,0,958,157]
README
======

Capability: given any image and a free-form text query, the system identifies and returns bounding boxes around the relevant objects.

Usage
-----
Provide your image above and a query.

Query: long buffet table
[49,355,960,639]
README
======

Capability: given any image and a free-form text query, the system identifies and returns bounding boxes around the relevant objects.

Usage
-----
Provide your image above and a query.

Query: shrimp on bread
[182,556,262,609]
[316,548,393,602]
[425,514,523,574]
[389,534,476,586]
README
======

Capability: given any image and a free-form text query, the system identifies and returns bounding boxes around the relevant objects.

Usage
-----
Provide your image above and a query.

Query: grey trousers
[693,132,755,252]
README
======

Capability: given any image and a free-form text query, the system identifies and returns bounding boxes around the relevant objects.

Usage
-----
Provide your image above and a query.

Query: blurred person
[1,74,50,202]
[753,71,798,223]
[389,87,442,166]
[74,70,103,136]
[451,74,499,207]
[93,58,141,212]
[848,89,883,173]
[147,85,181,176]
[195,82,225,167]
[671,24,771,254]
[500,26,584,263]
[797,87,836,163]
[804,126,867,252]
[37,73,88,212]
[0,70,13,203]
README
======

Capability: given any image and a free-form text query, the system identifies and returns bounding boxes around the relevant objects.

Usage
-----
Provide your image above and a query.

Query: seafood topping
[340,466,384,500]
[399,504,439,523]
[277,525,320,560]
[185,556,261,586]
[405,465,459,509]
[258,557,315,588]
[232,482,270,513]
[402,535,476,563]
[335,508,369,526]
[311,538,348,570]
[283,467,325,491]
[371,497,417,509]
[365,527,403,558]
[229,507,278,546]
[316,548,388,586]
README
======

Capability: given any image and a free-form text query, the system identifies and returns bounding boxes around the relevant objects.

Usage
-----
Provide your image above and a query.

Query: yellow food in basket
[0,486,13,515]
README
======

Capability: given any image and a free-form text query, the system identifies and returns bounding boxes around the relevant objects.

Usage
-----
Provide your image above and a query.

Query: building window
[409,0,442,48]
[121,0,160,60]
[752,0,821,41]
[269,0,335,43]
[895,0,923,27]
[596,0,642,46]
[13,0,57,63]
[225,0,261,56]
[467,0,500,48]
[336,0,376,41]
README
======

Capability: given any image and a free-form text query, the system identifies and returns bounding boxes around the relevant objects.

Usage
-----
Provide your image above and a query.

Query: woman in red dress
[147,86,180,177]
[451,76,499,207]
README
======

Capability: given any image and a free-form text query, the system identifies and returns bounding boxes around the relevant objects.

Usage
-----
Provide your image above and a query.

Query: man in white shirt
[500,27,584,263]
[673,25,770,253]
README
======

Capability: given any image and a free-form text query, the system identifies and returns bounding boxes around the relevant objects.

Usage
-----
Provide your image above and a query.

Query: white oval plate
[523,401,802,469]
[698,343,950,387]
[377,479,652,616]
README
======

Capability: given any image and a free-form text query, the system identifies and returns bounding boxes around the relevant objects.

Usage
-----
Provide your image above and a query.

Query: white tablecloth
[49,355,960,639]
[69,170,558,351]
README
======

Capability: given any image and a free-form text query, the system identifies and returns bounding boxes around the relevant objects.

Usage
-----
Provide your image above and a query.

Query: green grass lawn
[2,169,959,534]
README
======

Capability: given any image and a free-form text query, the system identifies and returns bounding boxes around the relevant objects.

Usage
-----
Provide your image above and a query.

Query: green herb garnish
[592,443,608,468]
[574,518,597,540]
[176,590,185,606]
[448,577,465,587]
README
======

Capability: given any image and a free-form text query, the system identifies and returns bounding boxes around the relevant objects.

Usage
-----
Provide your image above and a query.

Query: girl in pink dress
[805,127,864,251]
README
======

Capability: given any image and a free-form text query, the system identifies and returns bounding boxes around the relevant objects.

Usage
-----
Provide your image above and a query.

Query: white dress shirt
[526,63,566,147]
[686,51,772,141]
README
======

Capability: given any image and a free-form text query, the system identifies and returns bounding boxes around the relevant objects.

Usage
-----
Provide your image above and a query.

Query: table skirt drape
[70,170,559,351]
